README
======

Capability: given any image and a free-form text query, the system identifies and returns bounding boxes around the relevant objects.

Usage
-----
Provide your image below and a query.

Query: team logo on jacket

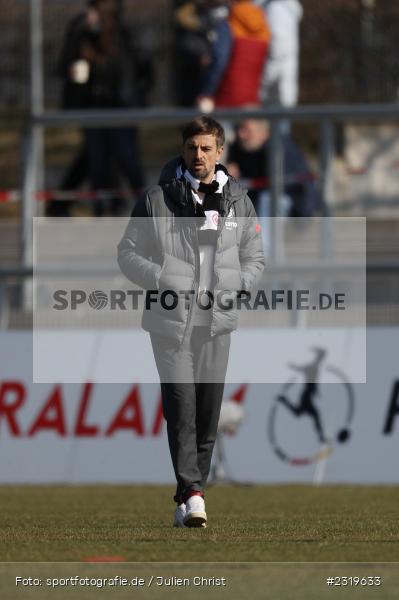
[201,210,219,230]
[225,207,237,230]
[267,348,355,466]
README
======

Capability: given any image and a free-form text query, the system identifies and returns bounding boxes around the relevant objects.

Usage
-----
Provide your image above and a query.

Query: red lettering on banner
[151,394,164,436]
[105,385,144,436]
[0,381,25,436]
[231,383,248,404]
[28,385,66,436]
[74,382,99,436]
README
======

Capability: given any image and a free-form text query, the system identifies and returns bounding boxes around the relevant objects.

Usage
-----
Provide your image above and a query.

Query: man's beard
[188,164,212,181]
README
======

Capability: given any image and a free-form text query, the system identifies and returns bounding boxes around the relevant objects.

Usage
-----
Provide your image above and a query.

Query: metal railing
[1,260,398,330]
[22,102,399,267]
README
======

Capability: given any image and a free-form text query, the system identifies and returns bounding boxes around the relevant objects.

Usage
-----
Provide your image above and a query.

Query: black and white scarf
[176,163,229,215]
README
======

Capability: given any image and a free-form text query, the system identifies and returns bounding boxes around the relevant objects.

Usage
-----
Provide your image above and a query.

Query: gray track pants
[150,326,231,502]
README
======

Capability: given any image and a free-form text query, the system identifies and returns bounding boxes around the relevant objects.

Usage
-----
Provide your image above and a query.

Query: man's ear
[217,145,224,158]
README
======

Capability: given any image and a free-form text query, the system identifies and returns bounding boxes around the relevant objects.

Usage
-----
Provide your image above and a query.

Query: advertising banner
[0,329,397,483]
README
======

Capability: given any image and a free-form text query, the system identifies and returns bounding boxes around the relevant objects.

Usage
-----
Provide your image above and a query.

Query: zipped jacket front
[117,160,265,342]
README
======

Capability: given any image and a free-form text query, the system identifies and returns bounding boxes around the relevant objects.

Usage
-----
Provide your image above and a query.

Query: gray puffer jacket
[117,158,265,342]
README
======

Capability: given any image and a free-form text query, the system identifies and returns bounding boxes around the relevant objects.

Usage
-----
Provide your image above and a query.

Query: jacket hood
[158,156,182,186]
[230,2,271,41]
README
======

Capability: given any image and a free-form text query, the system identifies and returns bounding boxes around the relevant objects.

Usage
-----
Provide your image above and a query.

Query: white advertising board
[0,329,397,483]
[33,327,367,384]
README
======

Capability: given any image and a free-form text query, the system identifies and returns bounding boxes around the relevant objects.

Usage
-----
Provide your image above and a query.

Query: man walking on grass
[118,116,264,527]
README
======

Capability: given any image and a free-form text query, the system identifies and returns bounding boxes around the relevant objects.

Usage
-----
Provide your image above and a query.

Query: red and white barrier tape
[3,160,398,205]
[0,189,131,203]
[0,172,317,204]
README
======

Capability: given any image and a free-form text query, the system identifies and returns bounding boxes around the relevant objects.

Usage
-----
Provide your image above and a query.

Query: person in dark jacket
[173,1,232,109]
[227,118,320,217]
[51,0,151,217]
[118,117,264,528]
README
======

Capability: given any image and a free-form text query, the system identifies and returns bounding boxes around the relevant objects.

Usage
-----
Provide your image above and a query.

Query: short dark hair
[181,117,225,148]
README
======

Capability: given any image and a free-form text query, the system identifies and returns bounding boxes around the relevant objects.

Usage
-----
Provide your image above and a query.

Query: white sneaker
[183,495,207,528]
[173,503,187,528]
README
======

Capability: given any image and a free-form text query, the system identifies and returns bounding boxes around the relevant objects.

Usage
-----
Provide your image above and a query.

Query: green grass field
[1,485,398,599]
[0,484,398,563]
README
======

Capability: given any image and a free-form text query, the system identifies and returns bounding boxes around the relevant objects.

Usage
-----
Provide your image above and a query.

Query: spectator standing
[173,1,232,109]
[52,0,151,216]
[214,0,271,107]
[256,0,303,106]
[196,1,233,111]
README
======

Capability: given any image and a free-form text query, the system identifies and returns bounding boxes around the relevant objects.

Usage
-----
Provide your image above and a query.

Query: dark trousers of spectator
[150,326,230,503]
[46,141,89,217]
[85,127,145,216]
